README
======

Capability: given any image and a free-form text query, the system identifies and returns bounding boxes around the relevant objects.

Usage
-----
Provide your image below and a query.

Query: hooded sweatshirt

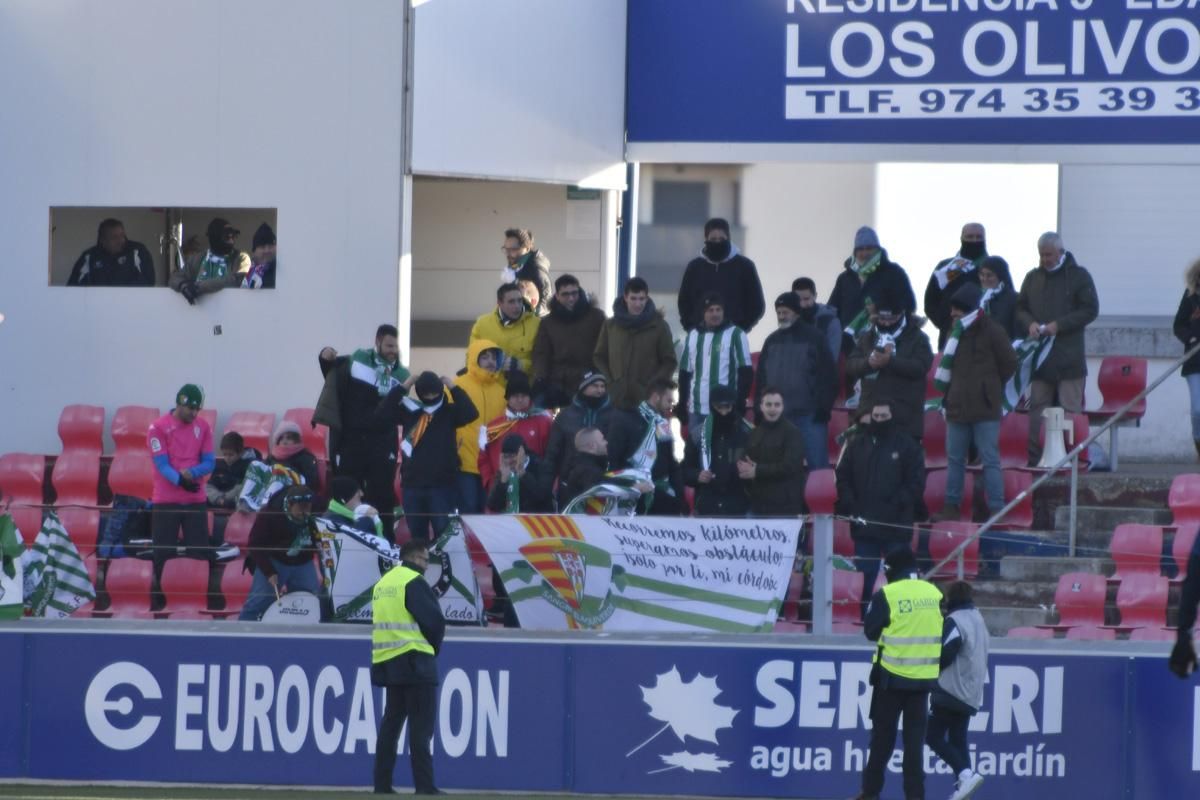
[677,243,766,333]
[470,306,541,377]
[454,339,507,476]
[593,297,678,410]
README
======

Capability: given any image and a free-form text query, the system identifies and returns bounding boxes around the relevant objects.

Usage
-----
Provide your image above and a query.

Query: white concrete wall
[0,0,404,454]
[411,0,626,189]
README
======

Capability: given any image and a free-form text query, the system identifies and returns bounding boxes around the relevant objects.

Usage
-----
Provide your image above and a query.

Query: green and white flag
[1004,336,1055,412]
[0,514,25,620]
[21,510,94,618]
[925,309,981,412]
[464,514,801,632]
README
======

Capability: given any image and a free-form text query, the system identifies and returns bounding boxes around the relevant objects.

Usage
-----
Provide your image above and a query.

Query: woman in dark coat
[1174,257,1200,460]
[978,256,1019,340]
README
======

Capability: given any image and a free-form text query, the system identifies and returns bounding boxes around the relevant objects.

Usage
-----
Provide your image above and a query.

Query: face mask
[581,393,607,408]
[960,240,986,260]
[869,418,893,436]
[703,240,732,262]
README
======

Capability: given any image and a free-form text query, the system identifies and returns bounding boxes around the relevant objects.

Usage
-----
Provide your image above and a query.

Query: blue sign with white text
[2,627,1199,797]
[627,0,1200,144]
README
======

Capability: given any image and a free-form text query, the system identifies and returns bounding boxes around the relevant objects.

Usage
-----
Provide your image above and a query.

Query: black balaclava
[207,218,235,256]
[960,238,987,260]
[704,239,732,262]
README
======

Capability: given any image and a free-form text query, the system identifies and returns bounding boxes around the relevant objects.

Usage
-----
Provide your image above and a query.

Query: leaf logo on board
[626,666,739,775]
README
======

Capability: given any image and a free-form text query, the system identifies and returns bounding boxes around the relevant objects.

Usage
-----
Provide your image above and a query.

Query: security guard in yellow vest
[854,546,944,800]
[372,539,445,795]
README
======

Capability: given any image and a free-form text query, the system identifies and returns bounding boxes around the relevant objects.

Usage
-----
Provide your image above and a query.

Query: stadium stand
[1106,573,1169,633]
[927,521,981,580]
[1108,523,1164,583]
[107,406,159,500]
[224,411,277,456]
[1037,572,1107,633]
[0,453,46,541]
[1086,356,1148,471]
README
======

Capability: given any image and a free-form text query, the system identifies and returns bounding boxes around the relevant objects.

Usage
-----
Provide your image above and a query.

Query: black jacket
[835,424,925,545]
[561,452,610,508]
[514,250,552,316]
[319,354,401,458]
[677,250,766,333]
[757,321,837,421]
[1015,253,1100,382]
[985,287,1019,341]
[541,394,614,506]
[924,259,983,350]
[607,408,683,503]
[375,385,479,488]
[743,418,807,517]
[485,453,554,513]
[1174,290,1200,377]
[682,415,751,516]
[370,561,446,687]
[828,251,917,331]
[67,241,156,286]
[846,317,934,441]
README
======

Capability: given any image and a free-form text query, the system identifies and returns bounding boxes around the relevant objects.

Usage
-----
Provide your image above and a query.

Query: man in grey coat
[1016,232,1100,464]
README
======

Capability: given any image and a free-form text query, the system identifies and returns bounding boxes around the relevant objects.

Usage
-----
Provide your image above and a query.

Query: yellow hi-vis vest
[371,565,435,665]
[872,579,944,681]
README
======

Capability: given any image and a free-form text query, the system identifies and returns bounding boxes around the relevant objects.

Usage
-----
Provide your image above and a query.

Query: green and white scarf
[503,460,530,513]
[1003,336,1055,412]
[0,514,24,620]
[350,348,410,396]
[926,310,981,411]
[21,510,95,618]
[932,254,981,290]
[843,251,884,339]
[628,402,667,477]
[197,250,232,280]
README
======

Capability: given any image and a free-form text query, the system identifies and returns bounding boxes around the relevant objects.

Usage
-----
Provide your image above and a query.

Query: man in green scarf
[484,434,553,513]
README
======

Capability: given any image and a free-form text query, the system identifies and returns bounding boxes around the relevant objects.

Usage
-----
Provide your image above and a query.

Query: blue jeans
[239,557,321,621]
[786,412,829,469]
[947,418,1003,513]
[456,471,484,514]
[403,485,457,542]
[1187,374,1200,441]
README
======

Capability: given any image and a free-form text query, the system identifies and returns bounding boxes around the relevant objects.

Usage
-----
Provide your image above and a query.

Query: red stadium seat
[923,469,973,522]
[56,507,100,558]
[923,410,947,469]
[1006,626,1055,639]
[225,412,277,456]
[1109,524,1164,582]
[1173,524,1199,583]
[782,571,806,621]
[222,512,256,549]
[826,409,850,464]
[158,557,213,618]
[1086,357,1147,471]
[1065,625,1116,641]
[1107,573,1168,632]
[94,557,155,619]
[197,409,218,434]
[284,408,329,461]
[52,450,99,505]
[199,563,255,620]
[833,518,854,557]
[1037,572,1106,632]
[1129,627,1176,642]
[111,406,159,449]
[57,404,105,455]
[0,453,46,540]
[832,569,864,624]
[804,468,837,516]
[927,521,981,580]
[1169,474,1200,530]
[991,469,1033,530]
[998,412,1030,469]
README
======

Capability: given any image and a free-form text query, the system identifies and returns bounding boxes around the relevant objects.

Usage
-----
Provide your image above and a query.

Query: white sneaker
[949,770,984,800]
[213,543,241,563]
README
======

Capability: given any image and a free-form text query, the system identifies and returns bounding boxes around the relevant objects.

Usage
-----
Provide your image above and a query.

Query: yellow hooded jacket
[454,338,507,476]
[470,308,540,378]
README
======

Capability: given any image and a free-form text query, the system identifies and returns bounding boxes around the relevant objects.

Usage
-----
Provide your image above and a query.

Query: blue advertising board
[1,625,1198,797]
[627,0,1200,145]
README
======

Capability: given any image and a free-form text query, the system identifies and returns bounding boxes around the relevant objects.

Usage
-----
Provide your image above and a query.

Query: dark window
[652,181,710,226]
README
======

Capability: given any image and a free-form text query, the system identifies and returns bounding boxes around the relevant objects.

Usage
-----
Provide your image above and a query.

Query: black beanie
[415,371,443,400]
[252,222,276,250]
[501,433,526,455]
[329,476,361,504]
[505,371,532,399]
[206,218,238,252]
[774,292,802,314]
[710,384,736,407]
[884,546,918,578]
[704,217,731,238]
[951,282,984,312]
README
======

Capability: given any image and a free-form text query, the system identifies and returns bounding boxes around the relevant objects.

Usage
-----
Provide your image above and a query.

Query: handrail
[925,338,1200,579]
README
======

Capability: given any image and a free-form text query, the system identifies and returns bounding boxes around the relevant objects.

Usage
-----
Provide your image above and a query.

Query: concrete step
[1033,472,1174,529]
[998,555,1112,582]
[970,578,1057,606]
[978,605,1048,637]
[1051,505,1173,534]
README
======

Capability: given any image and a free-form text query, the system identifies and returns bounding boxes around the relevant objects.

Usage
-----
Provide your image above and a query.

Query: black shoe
[415,789,444,795]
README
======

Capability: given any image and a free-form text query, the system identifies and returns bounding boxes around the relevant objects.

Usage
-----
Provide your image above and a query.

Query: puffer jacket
[593,298,678,410]
[470,307,541,377]
[454,339,507,476]
[835,424,925,545]
[943,316,1018,424]
[757,320,837,420]
[1015,253,1099,382]
[531,294,607,406]
[846,317,934,440]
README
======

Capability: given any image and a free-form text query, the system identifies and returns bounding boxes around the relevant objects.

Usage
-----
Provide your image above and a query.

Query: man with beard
[836,401,926,617]
[170,217,251,302]
[67,218,156,286]
[1016,232,1100,465]
[677,292,753,428]
[792,277,842,363]
[740,388,806,518]
[846,287,934,443]
[316,325,411,538]
[471,282,541,379]
[531,274,607,408]
[828,226,917,351]
[924,223,988,350]
[677,217,766,333]
[594,277,678,410]
[606,378,683,515]
[682,385,751,517]
[757,292,837,468]
[542,372,614,509]
[500,227,552,316]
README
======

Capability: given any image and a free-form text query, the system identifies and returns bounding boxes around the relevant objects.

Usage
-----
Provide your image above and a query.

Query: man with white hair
[1015,232,1099,465]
